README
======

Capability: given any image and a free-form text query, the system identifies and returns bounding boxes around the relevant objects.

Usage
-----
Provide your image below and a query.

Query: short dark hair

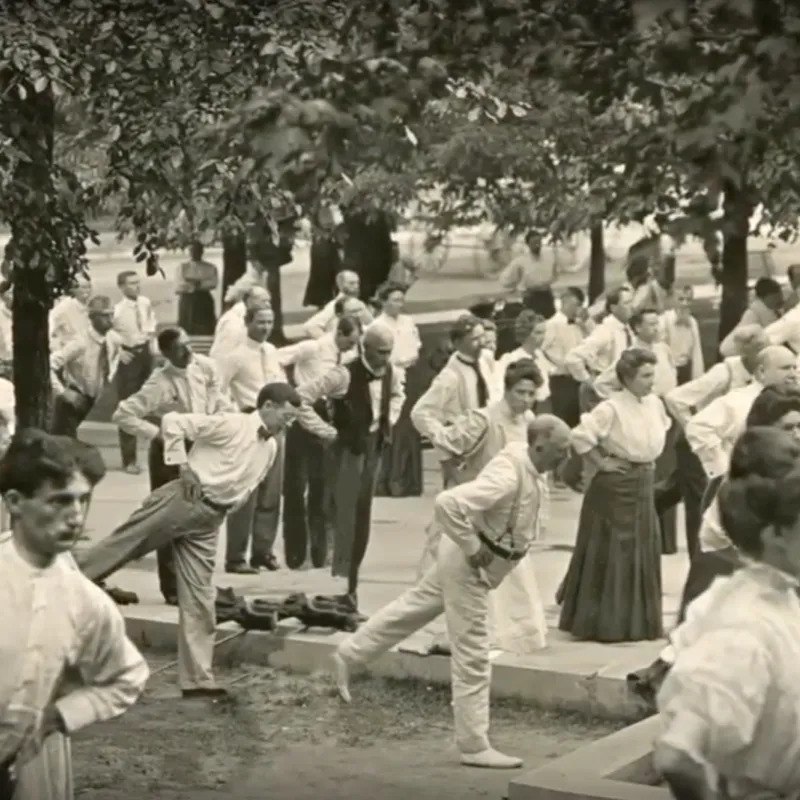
[376,282,406,302]
[467,299,495,320]
[0,429,99,496]
[450,314,482,344]
[157,326,183,354]
[116,270,137,287]
[629,307,659,332]
[754,277,782,299]
[87,295,112,312]
[514,309,545,343]
[605,287,631,313]
[255,382,302,409]
[562,286,585,304]
[504,358,543,390]
[336,316,359,337]
[615,347,657,385]
[746,385,800,428]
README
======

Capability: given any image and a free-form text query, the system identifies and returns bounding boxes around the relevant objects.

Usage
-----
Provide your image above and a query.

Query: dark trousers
[148,436,181,601]
[116,345,153,466]
[522,287,556,319]
[50,390,95,437]
[282,422,331,569]
[549,374,581,427]
[330,432,384,597]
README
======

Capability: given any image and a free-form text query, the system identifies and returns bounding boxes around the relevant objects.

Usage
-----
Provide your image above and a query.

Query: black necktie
[624,326,632,347]
[460,357,488,407]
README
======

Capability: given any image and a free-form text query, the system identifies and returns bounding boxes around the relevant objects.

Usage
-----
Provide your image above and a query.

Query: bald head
[362,323,394,374]
[754,345,797,388]
[244,286,271,311]
[336,270,360,297]
[527,414,572,474]
[363,323,394,350]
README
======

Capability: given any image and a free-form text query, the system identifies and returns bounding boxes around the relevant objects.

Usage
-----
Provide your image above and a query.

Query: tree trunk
[718,186,751,344]
[342,210,393,300]
[221,233,247,308]
[588,221,606,302]
[5,85,56,428]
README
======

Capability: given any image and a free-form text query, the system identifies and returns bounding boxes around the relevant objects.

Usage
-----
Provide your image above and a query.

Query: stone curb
[124,613,649,722]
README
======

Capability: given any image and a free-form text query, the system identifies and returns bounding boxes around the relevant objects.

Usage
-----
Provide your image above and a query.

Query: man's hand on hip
[467,543,494,570]
[179,465,202,502]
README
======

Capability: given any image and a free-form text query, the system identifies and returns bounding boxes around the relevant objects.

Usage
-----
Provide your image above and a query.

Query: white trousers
[339,536,500,754]
[14,734,72,800]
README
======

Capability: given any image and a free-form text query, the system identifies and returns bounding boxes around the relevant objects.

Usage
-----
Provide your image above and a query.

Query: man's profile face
[5,472,92,558]
[259,401,298,435]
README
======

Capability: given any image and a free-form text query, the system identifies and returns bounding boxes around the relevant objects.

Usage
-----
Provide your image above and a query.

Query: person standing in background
[278,316,361,569]
[494,310,554,413]
[176,242,218,336]
[564,286,634,413]
[412,315,490,488]
[208,285,271,363]
[113,271,157,475]
[218,306,287,573]
[371,283,424,498]
[0,282,12,363]
[112,327,235,605]
[302,270,368,338]
[498,230,558,319]
[49,276,92,352]
[718,276,785,357]
[659,285,704,385]
[50,296,122,439]
[543,287,586,427]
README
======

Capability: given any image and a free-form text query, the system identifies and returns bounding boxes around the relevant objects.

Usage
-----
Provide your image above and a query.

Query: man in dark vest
[295,324,406,608]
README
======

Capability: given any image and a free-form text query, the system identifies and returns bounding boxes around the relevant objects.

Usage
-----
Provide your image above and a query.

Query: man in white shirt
[686,345,797,482]
[49,275,92,352]
[279,315,360,570]
[75,382,301,697]
[659,285,704,385]
[412,315,489,488]
[113,270,157,474]
[564,286,634,412]
[498,230,558,318]
[218,306,286,573]
[296,325,405,606]
[50,296,122,438]
[302,270,372,338]
[331,417,571,769]
[112,326,235,604]
[542,286,586,426]
[208,285,270,363]
[0,430,148,800]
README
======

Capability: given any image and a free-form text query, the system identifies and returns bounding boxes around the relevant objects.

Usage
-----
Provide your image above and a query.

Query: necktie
[134,300,144,333]
[460,357,488,407]
[624,326,632,347]
[98,343,110,389]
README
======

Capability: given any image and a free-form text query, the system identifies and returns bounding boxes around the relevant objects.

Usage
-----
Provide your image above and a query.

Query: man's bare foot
[331,651,351,703]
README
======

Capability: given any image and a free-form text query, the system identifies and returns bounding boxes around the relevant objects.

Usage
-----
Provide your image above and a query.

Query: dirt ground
[71,654,625,800]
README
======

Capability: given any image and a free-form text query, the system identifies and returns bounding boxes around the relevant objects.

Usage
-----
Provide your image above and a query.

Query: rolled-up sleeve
[664,363,730,428]
[434,452,516,556]
[410,369,457,440]
[564,325,610,383]
[295,366,349,439]
[685,397,733,479]
[112,375,166,440]
[161,412,230,465]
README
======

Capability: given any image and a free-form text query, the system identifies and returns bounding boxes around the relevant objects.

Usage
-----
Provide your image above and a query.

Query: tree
[0,0,450,424]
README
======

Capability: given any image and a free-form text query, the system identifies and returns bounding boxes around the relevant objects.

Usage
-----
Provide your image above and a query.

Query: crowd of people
[6,227,800,795]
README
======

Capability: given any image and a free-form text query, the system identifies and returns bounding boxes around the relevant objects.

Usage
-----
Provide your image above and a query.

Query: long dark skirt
[655,421,679,555]
[558,465,663,643]
[177,291,216,335]
[376,366,424,497]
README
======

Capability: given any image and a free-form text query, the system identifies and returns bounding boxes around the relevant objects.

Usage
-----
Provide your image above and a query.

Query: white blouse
[571,389,671,463]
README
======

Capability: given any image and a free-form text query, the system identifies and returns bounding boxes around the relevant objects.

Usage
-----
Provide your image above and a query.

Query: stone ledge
[123,611,649,722]
[508,717,669,800]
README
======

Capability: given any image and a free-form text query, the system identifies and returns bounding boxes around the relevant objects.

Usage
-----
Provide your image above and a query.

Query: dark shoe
[225,564,259,575]
[181,687,229,699]
[252,554,279,571]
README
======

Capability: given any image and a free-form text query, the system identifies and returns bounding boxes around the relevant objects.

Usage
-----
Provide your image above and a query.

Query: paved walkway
[75,448,689,676]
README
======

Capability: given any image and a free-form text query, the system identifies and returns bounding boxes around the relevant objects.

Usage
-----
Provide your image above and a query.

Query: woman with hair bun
[655,426,800,800]
[558,347,671,642]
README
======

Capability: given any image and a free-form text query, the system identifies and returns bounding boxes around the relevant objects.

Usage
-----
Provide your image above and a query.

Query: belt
[477,531,527,562]
[122,343,149,352]
[200,495,232,514]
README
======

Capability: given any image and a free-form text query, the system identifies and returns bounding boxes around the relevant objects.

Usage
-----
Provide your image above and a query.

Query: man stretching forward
[332,415,571,770]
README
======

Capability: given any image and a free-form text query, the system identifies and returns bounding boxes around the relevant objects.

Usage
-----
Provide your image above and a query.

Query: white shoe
[331,651,351,703]
[460,748,523,769]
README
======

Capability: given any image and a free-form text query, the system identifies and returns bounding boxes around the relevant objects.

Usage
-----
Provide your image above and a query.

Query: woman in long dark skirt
[558,348,671,643]
[176,242,218,335]
[372,283,424,497]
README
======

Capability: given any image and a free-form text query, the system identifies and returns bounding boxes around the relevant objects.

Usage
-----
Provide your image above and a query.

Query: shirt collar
[88,327,106,345]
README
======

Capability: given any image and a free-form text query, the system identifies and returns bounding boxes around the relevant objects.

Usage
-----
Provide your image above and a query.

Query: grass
[71,656,627,799]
